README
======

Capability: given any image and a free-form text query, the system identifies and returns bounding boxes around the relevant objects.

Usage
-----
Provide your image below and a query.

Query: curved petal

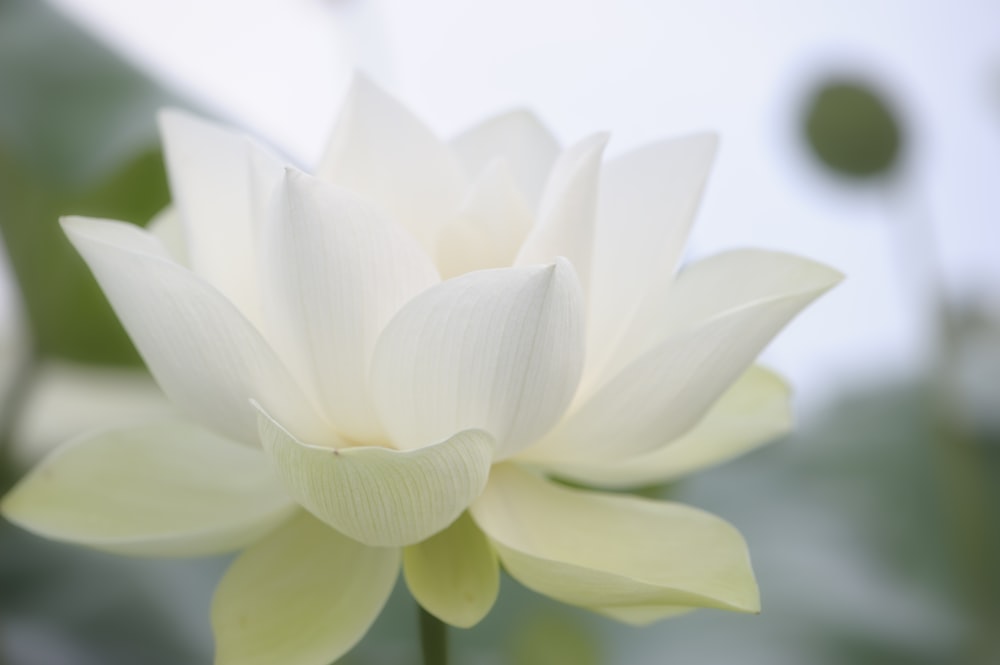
[371,260,585,458]
[515,133,608,297]
[593,605,693,626]
[316,75,467,252]
[1,421,296,557]
[403,512,499,628]
[213,512,399,665]
[63,216,329,445]
[435,159,535,279]
[257,406,495,547]
[519,366,791,488]
[585,133,717,386]
[470,465,759,614]
[533,251,841,461]
[146,206,188,265]
[158,109,284,322]
[261,169,440,442]
[451,109,560,207]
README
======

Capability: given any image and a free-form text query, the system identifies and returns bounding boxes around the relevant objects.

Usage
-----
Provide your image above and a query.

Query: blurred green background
[1,1,998,663]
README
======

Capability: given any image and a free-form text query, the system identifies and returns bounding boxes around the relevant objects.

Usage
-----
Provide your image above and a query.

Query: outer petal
[316,75,467,253]
[257,407,495,547]
[1,421,296,557]
[371,260,585,459]
[585,134,717,386]
[515,133,608,297]
[262,169,440,442]
[63,216,329,445]
[435,159,534,279]
[146,205,188,265]
[470,465,759,614]
[158,109,284,322]
[533,251,841,461]
[519,366,790,488]
[451,109,560,207]
[213,512,399,665]
[403,512,499,628]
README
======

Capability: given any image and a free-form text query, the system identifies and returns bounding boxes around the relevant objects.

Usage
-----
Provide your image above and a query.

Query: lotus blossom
[2,76,840,664]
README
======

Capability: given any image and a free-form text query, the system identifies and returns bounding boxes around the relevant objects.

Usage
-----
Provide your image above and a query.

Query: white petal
[158,109,285,322]
[470,465,759,614]
[533,251,841,461]
[519,366,791,488]
[371,260,585,458]
[262,169,440,442]
[63,216,330,445]
[403,512,499,628]
[146,206,188,265]
[451,109,560,207]
[1,421,296,557]
[585,133,717,386]
[213,512,399,665]
[316,75,467,253]
[435,159,535,279]
[515,133,608,297]
[257,406,495,547]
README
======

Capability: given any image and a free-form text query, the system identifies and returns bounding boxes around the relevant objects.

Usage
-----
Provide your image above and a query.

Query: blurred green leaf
[0,0,180,365]
[509,613,603,665]
[802,79,903,180]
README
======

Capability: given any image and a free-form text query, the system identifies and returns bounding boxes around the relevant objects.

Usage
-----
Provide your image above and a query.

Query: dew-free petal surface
[404,512,499,628]
[258,407,495,547]
[1,420,295,557]
[371,260,585,458]
[262,169,439,442]
[585,133,718,385]
[536,251,841,461]
[470,464,759,615]
[213,512,399,665]
[158,109,283,322]
[520,366,790,487]
[317,75,466,253]
[451,109,560,207]
[63,216,329,445]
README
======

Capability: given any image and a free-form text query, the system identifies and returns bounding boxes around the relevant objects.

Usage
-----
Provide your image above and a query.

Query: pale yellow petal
[470,465,759,615]
[213,512,399,665]
[404,512,499,628]
[519,366,790,488]
[257,407,495,547]
[1,421,295,557]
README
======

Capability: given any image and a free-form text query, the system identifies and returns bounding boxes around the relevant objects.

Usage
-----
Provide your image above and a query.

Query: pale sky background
[36,0,1000,416]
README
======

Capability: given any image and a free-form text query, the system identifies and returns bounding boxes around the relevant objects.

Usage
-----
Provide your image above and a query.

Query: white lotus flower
[2,76,840,664]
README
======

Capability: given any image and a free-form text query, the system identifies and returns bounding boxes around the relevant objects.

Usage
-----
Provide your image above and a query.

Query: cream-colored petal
[451,109,560,207]
[403,512,499,628]
[435,159,535,279]
[257,407,495,547]
[584,133,717,387]
[371,260,585,459]
[519,366,790,488]
[533,251,841,461]
[63,216,329,445]
[592,605,693,626]
[261,169,440,442]
[158,109,284,322]
[213,512,399,665]
[1,421,296,557]
[515,133,608,297]
[316,75,467,253]
[470,465,759,615]
[146,206,188,265]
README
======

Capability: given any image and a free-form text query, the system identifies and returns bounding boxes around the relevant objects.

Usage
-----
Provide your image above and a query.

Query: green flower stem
[419,606,448,665]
